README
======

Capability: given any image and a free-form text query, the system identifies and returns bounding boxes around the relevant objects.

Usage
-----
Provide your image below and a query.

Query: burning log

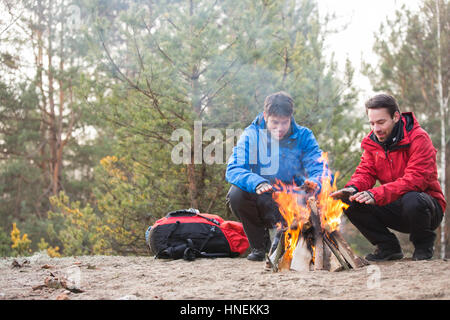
[308,198,324,270]
[328,231,369,269]
[266,195,368,273]
[290,236,312,272]
[266,228,285,272]
[323,233,350,271]
[268,159,368,273]
[323,240,344,272]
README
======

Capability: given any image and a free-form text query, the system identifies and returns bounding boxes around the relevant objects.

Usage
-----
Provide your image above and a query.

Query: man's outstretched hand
[330,186,357,201]
[256,182,273,195]
[349,191,375,205]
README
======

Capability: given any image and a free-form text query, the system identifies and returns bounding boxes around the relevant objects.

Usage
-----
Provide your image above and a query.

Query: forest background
[0,0,448,258]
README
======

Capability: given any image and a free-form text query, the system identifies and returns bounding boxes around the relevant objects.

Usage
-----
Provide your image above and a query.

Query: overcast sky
[316,0,422,105]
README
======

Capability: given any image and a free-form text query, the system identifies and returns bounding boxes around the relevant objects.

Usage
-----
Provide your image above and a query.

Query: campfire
[266,153,369,272]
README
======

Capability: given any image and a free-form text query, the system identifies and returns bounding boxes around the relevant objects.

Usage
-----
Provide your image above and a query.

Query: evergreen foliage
[1,0,367,255]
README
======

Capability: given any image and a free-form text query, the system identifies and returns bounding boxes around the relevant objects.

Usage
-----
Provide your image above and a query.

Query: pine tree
[86,0,364,253]
[0,0,112,250]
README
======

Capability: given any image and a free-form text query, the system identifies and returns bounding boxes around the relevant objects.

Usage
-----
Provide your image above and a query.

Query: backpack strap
[166,209,220,226]
[182,239,198,261]
[198,226,216,251]
[182,226,228,261]
[189,225,230,259]
[181,226,215,261]
[196,214,220,226]
[155,221,181,259]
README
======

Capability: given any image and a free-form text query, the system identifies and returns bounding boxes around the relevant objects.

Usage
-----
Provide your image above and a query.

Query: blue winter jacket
[226,113,327,193]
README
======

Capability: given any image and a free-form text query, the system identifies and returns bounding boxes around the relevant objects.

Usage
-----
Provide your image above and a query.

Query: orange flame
[272,183,310,263]
[316,153,349,232]
[272,152,348,269]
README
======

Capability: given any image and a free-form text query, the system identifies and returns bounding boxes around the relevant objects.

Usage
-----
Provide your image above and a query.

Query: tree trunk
[46,0,60,196]
[187,161,199,209]
[436,0,447,259]
[35,0,47,181]
[308,197,324,270]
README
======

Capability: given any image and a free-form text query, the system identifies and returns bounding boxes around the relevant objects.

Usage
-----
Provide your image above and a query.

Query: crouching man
[225,91,327,261]
[331,94,446,261]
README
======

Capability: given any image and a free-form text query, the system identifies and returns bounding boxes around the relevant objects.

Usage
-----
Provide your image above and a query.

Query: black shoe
[365,247,403,262]
[247,248,265,261]
[413,246,434,261]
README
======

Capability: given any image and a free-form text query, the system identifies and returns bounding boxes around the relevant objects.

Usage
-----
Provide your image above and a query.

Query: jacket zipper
[385,148,394,179]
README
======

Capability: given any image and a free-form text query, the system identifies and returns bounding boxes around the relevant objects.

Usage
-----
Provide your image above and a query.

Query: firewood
[323,243,344,272]
[290,236,312,272]
[308,197,324,270]
[268,193,367,273]
[290,218,299,231]
[314,237,325,270]
[266,229,286,272]
[323,233,350,270]
[302,220,312,232]
[278,253,291,271]
[323,239,331,270]
[323,242,340,271]
[329,230,368,269]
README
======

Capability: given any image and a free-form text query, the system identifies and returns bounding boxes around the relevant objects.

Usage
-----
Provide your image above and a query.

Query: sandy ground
[0,252,449,300]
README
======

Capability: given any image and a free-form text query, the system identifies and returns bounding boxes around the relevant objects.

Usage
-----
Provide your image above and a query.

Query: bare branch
[165,17,180,31]
[199,58,241,116]
[0,5,25,39]
[105,115,175,147]
[99,32,177,130]
[193,0,219,39]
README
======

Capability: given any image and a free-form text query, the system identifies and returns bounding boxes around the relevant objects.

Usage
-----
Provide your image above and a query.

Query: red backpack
[146,209,249,260]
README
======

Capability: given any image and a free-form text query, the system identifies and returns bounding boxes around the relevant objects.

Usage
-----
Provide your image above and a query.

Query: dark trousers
[344,191,443,250]
[226,185,284,250]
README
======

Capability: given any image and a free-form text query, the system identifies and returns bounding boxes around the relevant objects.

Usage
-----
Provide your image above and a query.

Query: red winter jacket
[346,112,446,213]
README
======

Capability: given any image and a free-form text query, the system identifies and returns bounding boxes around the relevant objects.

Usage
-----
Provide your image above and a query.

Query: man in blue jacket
[225,91,326,261]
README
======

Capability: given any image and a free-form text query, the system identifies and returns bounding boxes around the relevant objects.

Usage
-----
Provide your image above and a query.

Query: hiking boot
[413,246,434,261]
[247,248,265,261]
[365,247,403,262]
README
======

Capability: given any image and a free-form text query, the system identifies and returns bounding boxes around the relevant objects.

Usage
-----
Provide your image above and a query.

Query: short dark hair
[365,94,400,118]
[264,91,294,117]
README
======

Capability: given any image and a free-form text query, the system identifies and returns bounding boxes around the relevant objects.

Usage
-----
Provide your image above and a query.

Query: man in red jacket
[331,94,446,261]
